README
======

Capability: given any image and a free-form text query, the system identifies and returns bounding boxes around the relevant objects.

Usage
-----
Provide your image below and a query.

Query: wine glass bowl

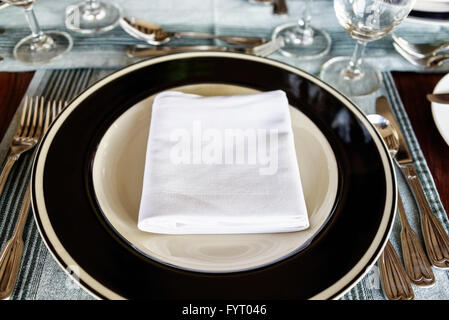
[320,0,415,97]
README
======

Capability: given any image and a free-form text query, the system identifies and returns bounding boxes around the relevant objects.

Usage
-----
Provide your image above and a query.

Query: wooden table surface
[0,71,448,216]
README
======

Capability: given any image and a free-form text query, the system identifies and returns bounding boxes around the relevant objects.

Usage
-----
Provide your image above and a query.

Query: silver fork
[392,33,449,59]
[0,97,46,197]
[0,99,64,300]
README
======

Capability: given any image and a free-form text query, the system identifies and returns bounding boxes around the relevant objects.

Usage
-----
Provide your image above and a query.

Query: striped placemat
[0,68,448,300]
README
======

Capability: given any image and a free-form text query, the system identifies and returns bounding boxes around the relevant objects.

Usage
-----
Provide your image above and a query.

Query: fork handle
[0,186,30,299]
[378,241,414,300]
[401,164,449,269]
[0,154,20,198]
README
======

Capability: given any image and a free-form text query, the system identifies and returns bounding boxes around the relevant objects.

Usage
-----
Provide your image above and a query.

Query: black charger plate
[31,52,396,299]
[409,9,449,25]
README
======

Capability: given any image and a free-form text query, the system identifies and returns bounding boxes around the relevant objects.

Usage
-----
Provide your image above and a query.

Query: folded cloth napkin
[137,90,309,234]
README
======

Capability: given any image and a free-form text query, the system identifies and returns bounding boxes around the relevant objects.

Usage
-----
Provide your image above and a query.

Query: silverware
[0,1,9,10]
[376,96,449,269]
[126,37,283,58]
[378,241,414,300]
[426,93,449,105]
[273,0,288,15]
[0,99,63,300]
[0,97,44,197]
[393,42,449,68]
[369,114,435,286]
[392,33,449,59]
[120,17,267,47]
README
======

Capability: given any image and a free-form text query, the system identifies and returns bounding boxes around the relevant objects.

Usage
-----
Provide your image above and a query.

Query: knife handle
[401,164,449,269]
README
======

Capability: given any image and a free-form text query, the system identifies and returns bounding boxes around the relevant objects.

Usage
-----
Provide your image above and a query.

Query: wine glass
[5,0,72,65]
[65,0,122,34]
[271,0,331,59]
[320,0,415,97]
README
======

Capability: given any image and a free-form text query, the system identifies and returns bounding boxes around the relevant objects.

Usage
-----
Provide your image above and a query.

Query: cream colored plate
[431,73,449,147]
[92,83,339,273]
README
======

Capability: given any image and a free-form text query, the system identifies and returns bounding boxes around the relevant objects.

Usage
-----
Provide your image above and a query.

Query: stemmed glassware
[65,0,122,34]
[320,0,416,97]
[271,0,331,59]
[5,0,72,65]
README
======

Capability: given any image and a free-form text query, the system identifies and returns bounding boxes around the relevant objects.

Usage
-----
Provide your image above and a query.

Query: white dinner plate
[431,73,449,146]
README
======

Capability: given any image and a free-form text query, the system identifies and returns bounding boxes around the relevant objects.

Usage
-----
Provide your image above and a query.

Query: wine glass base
[65,1,122,34]
[248,0,273,5]
[13,31,73,66]
[271,22,331,60]
[320,56,382,97]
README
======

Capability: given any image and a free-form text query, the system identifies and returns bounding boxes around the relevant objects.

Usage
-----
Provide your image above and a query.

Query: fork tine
[58,100,63,113]
[18,97,33,137]
[43,100,51,133]
[27,96,39,138]
[52,101,57,122]
[18,96,28,131]
[17,97,28,137]
[33,97,45,139]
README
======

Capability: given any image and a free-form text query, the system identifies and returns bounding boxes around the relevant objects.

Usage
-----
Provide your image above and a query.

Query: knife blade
[426,93,449,104]
[376,95,449,269]
[375,96,412,165]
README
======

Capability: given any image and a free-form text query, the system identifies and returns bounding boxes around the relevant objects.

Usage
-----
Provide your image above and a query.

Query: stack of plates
[30,52,396,299]
[409,0,449,26]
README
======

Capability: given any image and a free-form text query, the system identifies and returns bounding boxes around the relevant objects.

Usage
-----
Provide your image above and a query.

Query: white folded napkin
[137,90,309,234]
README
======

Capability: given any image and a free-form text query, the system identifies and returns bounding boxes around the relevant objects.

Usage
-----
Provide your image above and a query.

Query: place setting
[0,0,449,302]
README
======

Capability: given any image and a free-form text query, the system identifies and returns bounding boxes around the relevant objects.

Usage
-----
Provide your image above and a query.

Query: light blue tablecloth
[0,0,449,73]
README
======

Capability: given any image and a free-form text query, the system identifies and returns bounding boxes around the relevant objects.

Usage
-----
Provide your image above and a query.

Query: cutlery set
[120,16,273,58]
[369,96,449,300]
[0,97,64,299]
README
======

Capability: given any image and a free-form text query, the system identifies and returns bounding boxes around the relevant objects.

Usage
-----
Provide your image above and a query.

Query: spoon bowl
[367,114,400,158]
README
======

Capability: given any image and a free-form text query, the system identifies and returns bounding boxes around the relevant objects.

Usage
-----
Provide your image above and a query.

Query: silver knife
[376,96,449,269]
[426,93,449,105]
[126,37,283,58]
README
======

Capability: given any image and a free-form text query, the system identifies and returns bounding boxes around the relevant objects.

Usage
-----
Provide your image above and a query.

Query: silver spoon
[368,114,435,287]
[120,17,267,47]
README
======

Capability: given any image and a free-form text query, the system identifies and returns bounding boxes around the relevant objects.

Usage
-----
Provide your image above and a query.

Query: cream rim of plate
[31,51,396,300]
[431,73,449,146]
[91,83,339,273]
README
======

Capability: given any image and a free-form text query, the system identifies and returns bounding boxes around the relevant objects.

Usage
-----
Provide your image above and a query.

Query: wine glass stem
[344,40,367,80]
[23,7,45,42]
[298,0,314,40]
[89,0,100,8]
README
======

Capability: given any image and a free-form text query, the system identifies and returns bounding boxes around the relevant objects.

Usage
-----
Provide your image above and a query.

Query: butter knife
[426,93,449,105]
[376,96,449,269]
